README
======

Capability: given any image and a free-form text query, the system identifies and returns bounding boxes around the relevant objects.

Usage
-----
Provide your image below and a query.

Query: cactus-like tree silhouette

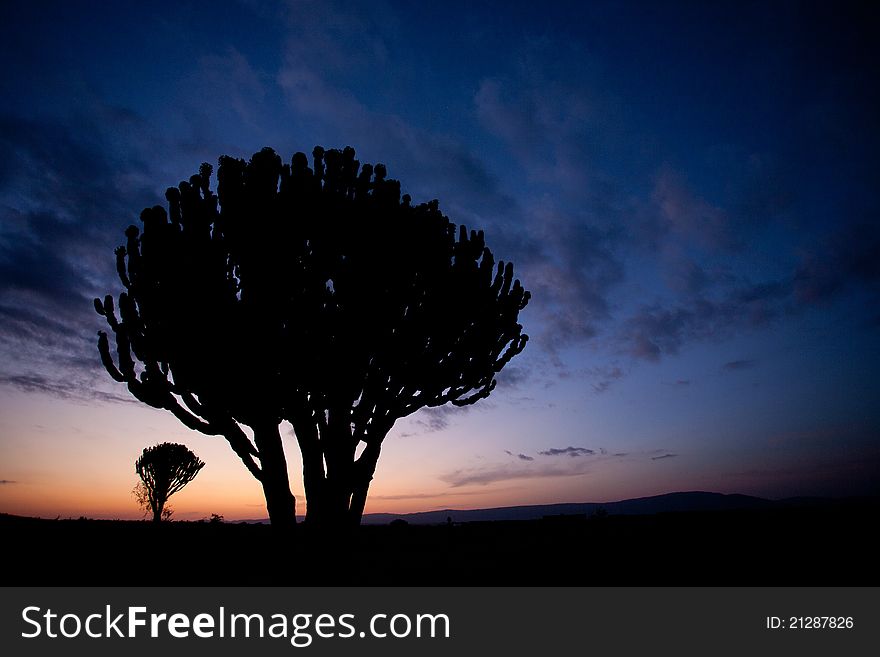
[96,146,529,531]
[134,442,205,522]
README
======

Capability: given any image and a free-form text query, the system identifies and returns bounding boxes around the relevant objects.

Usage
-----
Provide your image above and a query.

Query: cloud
[585,365,624,393]
[370,488,509,501]
[0,373,136,405]
[440,460,592,487]
[722,359,756,372]
[793,221,880,304]
[195,48,269,128]
[474,79,544,158]
[658,251,716,296]
[476,61,817,371]
[494,366,530,390]
[435,430,673,493]
[619,162,878,364]
[277,6,855,374]
[621,298,755,362]
[275,2,516,222]
[620,279,790,361]
[474,62,631,356]
[0,210,91,310]
[473,41,629,206]
[472,49,879,369]
[0,108,163,397]
[3,0,877,424]
[0,480,17,485]
[277,17,627,363]
[651,168,737,251]
[399,405,471,436]
[442,442,646,486]
[525,209,624,355]
[538,446,594,457]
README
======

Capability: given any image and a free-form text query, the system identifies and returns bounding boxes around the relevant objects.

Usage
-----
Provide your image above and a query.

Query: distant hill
[235,491,778,525]
[359,491,775,524]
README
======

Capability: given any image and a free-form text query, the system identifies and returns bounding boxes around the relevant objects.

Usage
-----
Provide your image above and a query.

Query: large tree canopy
[96,146,530,530]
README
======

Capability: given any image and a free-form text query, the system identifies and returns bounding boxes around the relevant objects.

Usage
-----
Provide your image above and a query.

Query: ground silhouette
[3,496,877,585]
[134,442,204,522]
[95,147,529,533]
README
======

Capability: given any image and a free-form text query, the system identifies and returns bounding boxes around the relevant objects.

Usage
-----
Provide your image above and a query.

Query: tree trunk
[296,424,385,531]
[301,412,357,532]
[253,422,297,530]
[300,441,327,524]
[349,441,382,525]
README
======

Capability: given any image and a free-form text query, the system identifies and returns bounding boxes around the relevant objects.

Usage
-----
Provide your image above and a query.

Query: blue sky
[0,1,877,518]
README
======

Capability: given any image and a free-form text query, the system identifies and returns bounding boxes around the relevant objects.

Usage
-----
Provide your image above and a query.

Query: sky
[1,0,878,520]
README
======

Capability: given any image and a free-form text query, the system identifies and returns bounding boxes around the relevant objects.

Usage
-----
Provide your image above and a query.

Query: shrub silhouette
[134,442,205,523]
[96,146,529,531]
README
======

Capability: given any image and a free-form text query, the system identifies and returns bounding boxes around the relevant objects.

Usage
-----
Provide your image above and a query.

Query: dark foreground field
[3,499,877,586]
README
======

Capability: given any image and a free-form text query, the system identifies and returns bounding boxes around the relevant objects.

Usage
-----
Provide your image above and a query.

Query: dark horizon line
[7,489,875,525]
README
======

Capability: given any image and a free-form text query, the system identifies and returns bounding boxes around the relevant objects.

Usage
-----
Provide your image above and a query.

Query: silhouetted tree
[96,146,530,531]
[134,442,204,523]
[132,481,174,521]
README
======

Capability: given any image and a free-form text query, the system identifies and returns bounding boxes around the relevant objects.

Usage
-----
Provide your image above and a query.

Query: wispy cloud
[194,48,269,129]
[495,366,530,390]
[0,373,136,405]
[651,167,738,251]
[585,365,624,393]
[398,405,472,437]
[722,359,756,372]
[539,446,594,457]
[440,444,668,487]
[793,221,880,304]
[370,488,515,501]
[0,107,166,399]
[440,461,593,487]
[619,278,790,362]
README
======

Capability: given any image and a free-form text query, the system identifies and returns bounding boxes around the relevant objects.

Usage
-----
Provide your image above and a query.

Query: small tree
[134,442,205,522]
[97,146,529,531]
[132,481,174,520]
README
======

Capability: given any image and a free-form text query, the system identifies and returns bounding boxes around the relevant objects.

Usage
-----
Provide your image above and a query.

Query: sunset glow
[1,1,878,522]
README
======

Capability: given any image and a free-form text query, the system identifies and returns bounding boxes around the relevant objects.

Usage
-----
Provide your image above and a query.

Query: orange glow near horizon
[0,388,648,521]
[0,385,845,523]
